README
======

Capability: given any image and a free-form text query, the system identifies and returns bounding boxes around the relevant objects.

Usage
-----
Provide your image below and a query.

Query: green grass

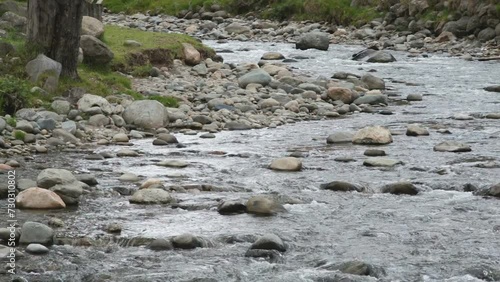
[6,117,16,127]
[104,0,225,15]
[13,130,25,140]
[103,25,214,71]
[147,95,179,108]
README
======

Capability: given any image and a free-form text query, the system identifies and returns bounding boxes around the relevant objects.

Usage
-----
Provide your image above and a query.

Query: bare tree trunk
[83,0,103,21]
[27,0,84,79]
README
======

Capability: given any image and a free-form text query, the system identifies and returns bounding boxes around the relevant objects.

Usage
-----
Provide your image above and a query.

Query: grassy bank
[104,0,382,26]
[0,23,215,114]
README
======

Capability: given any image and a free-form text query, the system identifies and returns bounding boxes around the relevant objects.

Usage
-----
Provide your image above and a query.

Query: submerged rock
[320,181,363,192]
[172,233,205,249]
[250,234,286,252]
[246,195,286,215]
[217,200,246,215]
[381,181,418,195]
[434,141,471,152]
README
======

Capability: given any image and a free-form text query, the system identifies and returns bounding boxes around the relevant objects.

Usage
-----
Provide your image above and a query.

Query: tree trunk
[27,0,84,79]
[83,0,103,21]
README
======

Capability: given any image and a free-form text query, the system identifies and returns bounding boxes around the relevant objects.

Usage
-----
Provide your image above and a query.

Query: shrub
[13,130,26,141]
[0,76,32,115]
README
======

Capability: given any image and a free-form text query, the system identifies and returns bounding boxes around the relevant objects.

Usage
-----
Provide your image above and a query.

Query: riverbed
[5,40,500,282]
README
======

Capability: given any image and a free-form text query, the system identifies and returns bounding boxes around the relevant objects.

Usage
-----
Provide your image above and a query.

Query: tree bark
[27,0,84,79]
[83,0,103,21]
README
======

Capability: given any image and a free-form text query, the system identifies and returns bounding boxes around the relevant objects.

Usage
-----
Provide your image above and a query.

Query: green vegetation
[13,130,25,140]
[6,117,16,127]
[103,25,214,72]
[147,95,179,108]
[0,23,216,114]
[104,0,381,26]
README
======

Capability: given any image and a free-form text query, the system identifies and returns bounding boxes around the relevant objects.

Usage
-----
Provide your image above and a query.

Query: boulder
[147,239,173,251]
[327,87,356,104]
[320,181,363,192]
[80,35,114,65]
[406,124,429,136]
[25,54,62,89]
[250,234,286,252]
[0,1,27,17]
[182,43,201,66]
[296,32,329,51]
[352,126,392,145]
[434,141,471,152]
[353,94,387,105]
[361,74,385,90]
[1,11,26,29]
[261,52,284,60]
[478,27,496,42]
[51,100,71,115]
[19,222,54,246]
[366,51,397,63]
[217,200,247,215]
[381,181,418,195]
[122,100,169,129]
[81,16,104,38]
[16,187,66,209]
[129,188,173,204]
[26,243,49,254]
[246,195,286,215]
[269,157,302,171]
[238,69,272,88]
[113,133,129,143]
[172,234,205,249]
[77,93,113,115]
[326,132,354,144]
[37,168,77,188]
[225,23,251,34]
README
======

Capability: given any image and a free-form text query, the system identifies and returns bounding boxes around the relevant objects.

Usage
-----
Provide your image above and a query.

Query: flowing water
[4,41,500,282]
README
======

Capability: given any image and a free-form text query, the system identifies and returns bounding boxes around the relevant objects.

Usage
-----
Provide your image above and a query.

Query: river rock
[381,181,418,195]
[353,94,387,105]
[352,126,392,145]
[147,239,173,251]
[364,157,402,167]
[296,32,329,51]
[129,188,173,204]
[250,234,286,252]
[329,260,386,278]
[478,27,496,42]
[156,160,189,168]
[484,85,500,93]
[238,69,272,88]
[182,43,201,65]
[157,133,178,143]
[366,51,397,63]
[261,52,284,60]
[122,100,169,129]
[25,54,61,87]
[50,183,84,205]
[225,22,250,34]
[172,234,205,249]
[225,121,252,130]
[75,174,98,186]
[485,183,500,198]
[37,168,77,188]
[434,141,471,152]
[246,195,286,215]
[269,157,302,171]
[326,132,354,144]
[327,87,355,103]
[361,74,385,90]
[119,173,140,182]
[52,128,80,144]
[140,178,162,189]
[80,35,114,65]
[217,200,247,215]
[258,98,280,109]
[364,149,386,156]
[113,133,129,143]
[15,120,33,133]
[19,222,54,246]
[320,181,363,192]
[407,93,423,101]
[26,243,49,254]
[77,93,113,115]
[16,188,66,209]
[406,124,429,136]
[81,16,104,38]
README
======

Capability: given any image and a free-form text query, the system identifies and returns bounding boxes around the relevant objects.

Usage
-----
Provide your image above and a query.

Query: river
[6,40,500,282]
